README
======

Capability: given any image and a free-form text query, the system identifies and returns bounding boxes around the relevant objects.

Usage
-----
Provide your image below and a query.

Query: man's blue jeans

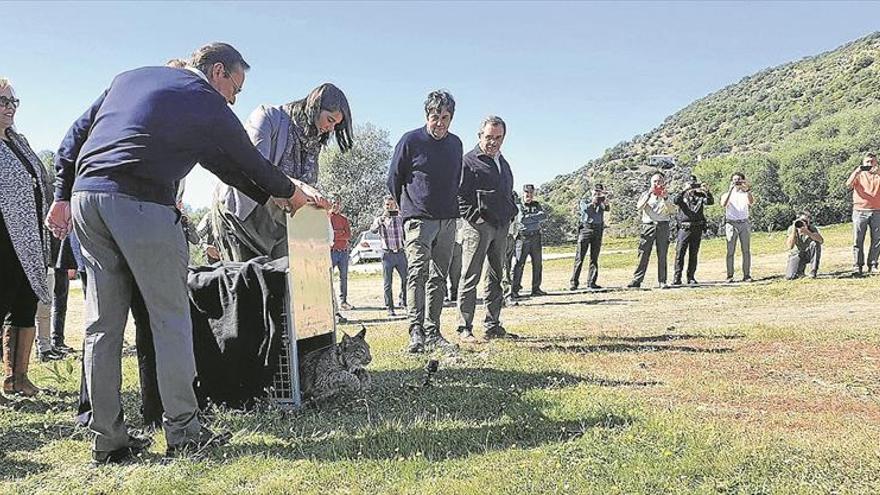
[331,249,350,303]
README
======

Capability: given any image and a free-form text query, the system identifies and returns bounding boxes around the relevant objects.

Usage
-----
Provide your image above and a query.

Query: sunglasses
[0,96,20,109]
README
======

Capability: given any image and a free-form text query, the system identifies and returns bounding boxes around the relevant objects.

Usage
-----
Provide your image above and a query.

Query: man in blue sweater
[45,43,324,464]
[387,90,462,354]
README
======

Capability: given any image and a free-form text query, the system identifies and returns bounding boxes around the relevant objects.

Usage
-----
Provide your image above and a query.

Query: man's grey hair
[190,42,250,78]
[424,90,455,116]
[478,115,506,135]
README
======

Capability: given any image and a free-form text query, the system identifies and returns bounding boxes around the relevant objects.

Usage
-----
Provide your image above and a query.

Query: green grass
[2,223,879,494]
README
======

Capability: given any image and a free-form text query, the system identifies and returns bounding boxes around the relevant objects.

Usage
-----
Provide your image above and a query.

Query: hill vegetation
[541,32,880,238]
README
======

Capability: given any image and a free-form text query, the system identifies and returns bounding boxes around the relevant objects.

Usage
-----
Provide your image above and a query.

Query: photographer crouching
[784,212,824,280]
[672,176,713,285]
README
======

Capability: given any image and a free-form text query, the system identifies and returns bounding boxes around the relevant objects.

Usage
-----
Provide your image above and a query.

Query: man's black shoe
[484,326,520,340]
[687,279,698,285]
[626,282,641,289]
[407,325,425,353]
[165,428,231,458]
[92,434,153,466]
[458,326,479,344]
[531,288,548,296]
[39,349,65,362]
[53,343,75,354]
[424,330,459,353]
[588,284,602,289]
[671,279,682,286]
[742,277,754,283]
[568,285,578,291]
[387,307,396,317]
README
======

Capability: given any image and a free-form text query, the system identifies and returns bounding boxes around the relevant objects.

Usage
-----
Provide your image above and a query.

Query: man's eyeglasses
[224,70,243,96]
[0,96,20,109]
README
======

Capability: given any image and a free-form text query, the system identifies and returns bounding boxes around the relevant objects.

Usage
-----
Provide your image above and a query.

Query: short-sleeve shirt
[852,172,880,210]
[725,189,750,221]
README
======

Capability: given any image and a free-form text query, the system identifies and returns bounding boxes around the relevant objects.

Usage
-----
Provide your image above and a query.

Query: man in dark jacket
[512,184,548,298]
[456,116,518,342]
[570,183,610,290]
[46,42,325,464]
[386,90,462,354]
[672,175,714,285]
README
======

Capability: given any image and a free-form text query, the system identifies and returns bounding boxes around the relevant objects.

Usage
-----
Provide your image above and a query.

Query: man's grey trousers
[73,192,201,452]
[404,218,456,334]
[457,220,509,332]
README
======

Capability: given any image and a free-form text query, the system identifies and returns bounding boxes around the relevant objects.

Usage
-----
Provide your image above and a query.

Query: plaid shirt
[371,214,404,251]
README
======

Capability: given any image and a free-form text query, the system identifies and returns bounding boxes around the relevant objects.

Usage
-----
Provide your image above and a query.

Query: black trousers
[570,225,604,288]
[76,275,163,429]
[51,268,70,346]
[631,222,669,286]
[512,233,543,294]
[673,224,704,282]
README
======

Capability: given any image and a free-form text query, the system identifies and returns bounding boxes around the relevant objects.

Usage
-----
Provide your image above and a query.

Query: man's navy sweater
[458,146,517,227]
[386,126,462,221]
[54,66,294,205]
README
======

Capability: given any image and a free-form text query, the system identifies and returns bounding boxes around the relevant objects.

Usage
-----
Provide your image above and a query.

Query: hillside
[541,32,880,237]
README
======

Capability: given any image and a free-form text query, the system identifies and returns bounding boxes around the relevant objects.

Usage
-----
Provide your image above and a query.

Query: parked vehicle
[349,231,383,264]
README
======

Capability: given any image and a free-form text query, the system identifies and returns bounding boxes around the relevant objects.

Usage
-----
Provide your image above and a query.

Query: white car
[349,231,383,264]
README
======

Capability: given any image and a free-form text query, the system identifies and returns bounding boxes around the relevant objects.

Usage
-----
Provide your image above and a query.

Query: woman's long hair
[289,83,353,152]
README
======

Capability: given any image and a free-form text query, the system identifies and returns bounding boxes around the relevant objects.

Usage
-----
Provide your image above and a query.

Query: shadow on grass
[212,367,641,462]
[519,333,743,344]
[0,417,80,479]
[598,333,744,343]
[343,316,406,326]
[535,343,733,354]
[522,298,629,307]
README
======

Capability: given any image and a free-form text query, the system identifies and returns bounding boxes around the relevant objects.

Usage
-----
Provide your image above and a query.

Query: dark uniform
[672,186,714,284]
[570,197,607,289]
[512,199,547,296]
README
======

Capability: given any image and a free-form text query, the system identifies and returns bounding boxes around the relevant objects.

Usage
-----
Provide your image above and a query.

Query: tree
[319,122,393,238]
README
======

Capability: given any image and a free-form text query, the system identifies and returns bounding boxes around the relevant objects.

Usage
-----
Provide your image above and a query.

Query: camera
[387,210,399,217]
[734,179,745,186]
[860,164,872,171]
[794,220,805,228]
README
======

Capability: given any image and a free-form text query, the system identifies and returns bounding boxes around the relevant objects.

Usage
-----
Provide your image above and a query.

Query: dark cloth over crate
[188,256,288,408]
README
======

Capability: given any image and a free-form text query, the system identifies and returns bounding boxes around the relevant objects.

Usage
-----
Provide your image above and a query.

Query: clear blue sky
[5,1,879,208]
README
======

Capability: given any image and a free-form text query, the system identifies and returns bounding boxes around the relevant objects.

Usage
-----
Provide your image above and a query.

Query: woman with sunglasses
[213,83,354,261]
[0,77,52,403]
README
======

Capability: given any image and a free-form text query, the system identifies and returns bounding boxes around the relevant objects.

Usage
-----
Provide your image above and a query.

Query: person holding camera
[511,184,549,298]
[628,172,676,289]
[784,212,823,280]
[371,196,408,317]
[672,176,714,285]
[845,152,880,276]
[721,172,755,283]
[569,184,610,290]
